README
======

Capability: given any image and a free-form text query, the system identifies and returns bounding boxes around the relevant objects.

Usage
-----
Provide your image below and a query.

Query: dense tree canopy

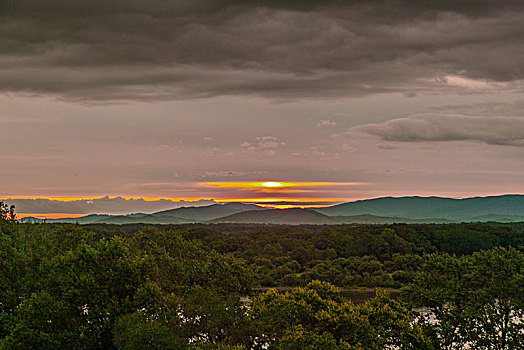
[251,281,431,350]
[0,223,251,349]
[408,248,524,350]
[0,220,523,348]
[0,202,15,221]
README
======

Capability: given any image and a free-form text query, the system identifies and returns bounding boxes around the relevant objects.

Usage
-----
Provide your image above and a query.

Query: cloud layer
[2,1,524,204]
[1,0,523,101]
[355,114,524,146]
[2,197,215,214]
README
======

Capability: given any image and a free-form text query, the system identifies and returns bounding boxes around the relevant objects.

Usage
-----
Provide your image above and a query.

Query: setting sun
[260,182,283,187]
[202,181,352,189]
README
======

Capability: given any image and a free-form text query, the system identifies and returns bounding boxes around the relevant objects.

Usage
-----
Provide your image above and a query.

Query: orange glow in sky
[2,182,355,216]
[1,195,344,204]
[15,213,87,219]
[203,181,344,188]
[261,181,283,187]
[2,196,215,202]
[215,197,342,203]
[246,204,336,209]
[202,181,362,192]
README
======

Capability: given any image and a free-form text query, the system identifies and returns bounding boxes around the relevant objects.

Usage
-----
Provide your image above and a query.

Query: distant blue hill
[211,208,334,224]
[20,203,266,224]
[209,209,450,225]
[152,203,266,221]
[18,214,111,224]
[314,194,524,221]
[17,195,524,224]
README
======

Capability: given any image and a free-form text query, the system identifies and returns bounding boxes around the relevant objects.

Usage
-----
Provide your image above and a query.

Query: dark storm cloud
[1,0,523,101]
[354,114,524,146]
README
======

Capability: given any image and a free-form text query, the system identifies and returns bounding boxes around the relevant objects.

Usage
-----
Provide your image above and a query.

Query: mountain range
[19,195,524,225]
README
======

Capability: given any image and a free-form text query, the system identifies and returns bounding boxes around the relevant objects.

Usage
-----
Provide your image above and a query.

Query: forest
[0,208,523,349]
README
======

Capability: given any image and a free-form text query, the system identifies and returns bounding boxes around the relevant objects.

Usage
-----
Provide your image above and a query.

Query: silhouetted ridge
[211,208,335,224]
[153,203,266,221]
[18,195,524,224]
[315,194,524,220]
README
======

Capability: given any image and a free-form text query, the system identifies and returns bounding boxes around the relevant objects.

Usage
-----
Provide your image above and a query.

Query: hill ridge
[18,195,524,224]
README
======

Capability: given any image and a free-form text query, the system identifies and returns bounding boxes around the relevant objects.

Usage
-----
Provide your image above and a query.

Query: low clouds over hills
[3,197,215,215]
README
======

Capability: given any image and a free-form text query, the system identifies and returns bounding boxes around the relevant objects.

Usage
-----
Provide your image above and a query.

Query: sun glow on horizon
[202,181,362,190]
[1,183,356,214]
[15,213,88,220]
[0,196,215,202]
[261,181,284,187]
[1,195,346,205]
[254,204,335,209]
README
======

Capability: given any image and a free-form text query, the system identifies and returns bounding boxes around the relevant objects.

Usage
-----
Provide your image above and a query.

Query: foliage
[1,221,523,349]
[0,224,252,349]
[251,280,432,350]
[171,223,524,289]
[407,248,524,350]
[0,201,16,221]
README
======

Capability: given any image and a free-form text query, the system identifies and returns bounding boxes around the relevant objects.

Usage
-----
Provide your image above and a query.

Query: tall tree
[251,280,431,350]
[0,201,15,221]
[408,248,524,350]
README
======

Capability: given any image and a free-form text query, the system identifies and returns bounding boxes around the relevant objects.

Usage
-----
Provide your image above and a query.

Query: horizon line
[2,193,523,203]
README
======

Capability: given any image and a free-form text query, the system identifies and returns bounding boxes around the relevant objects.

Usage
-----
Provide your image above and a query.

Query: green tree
[251,280,431,349]
[0,201,15,221]
[279,325,343,350]
[407,248,524,350]
[0,226,254,349]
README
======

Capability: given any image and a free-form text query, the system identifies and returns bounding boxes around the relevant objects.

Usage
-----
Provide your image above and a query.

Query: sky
[1,0,524,215]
